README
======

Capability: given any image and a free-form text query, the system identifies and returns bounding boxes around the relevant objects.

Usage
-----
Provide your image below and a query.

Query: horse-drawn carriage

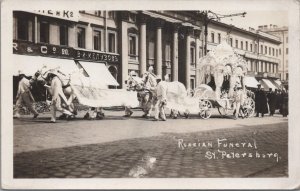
[192,40,255,119]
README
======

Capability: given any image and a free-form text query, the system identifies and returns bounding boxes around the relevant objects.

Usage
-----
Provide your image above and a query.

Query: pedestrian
[267,88,277,116]
[232,86,245,120]
[14,71,39,119]
[255,84,268,117]
[154,75,167,121]
[281,90,288,117]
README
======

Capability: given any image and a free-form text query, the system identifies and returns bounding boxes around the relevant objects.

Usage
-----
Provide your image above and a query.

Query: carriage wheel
[199,100,212,119]
[218,107,229,117]
[243,98,255,118]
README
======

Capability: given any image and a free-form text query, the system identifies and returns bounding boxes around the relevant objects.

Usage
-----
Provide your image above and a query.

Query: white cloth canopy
[77,61,119,86]
[13,54,79,76]
[244,76,260,88]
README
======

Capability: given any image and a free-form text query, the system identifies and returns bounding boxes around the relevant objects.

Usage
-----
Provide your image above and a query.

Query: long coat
[255,89,268,114]
[267,92,277,113]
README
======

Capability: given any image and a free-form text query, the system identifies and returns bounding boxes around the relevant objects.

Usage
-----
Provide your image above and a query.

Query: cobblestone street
[13,109,288,178]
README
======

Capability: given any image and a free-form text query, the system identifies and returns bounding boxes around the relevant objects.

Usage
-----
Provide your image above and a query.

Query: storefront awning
[77,61,119,86]
[13,54,80,76]
[244,76,260,88]
[260,79,278,91]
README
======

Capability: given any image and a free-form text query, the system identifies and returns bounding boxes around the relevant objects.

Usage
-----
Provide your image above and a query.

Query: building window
[39,21,49,43]
[240,41,243,50]
[276,49,278,57]
[286,37,288,43]
[77,27,85,48]
[279,48,281,55]
[59,25,68,46]
[211,32,214,43]
[218,33,221,43]
[260,45,263,54]
[245,41,248,51]
[250,44,253,52]
[286,48,288,54]
[93,30,101,51]
[230,38,233,46]
[128,34,137,58]
[269,47,271,55]
[108,32,116,53]
[94,11,102,17]
[129,13,137,22]
[17,18,32,41]
[265,46,267,54]
[108,11,116,19]
[254,44,257,53]
[272,48,275,56]
[235,39,238,48]
[190,46,195,65]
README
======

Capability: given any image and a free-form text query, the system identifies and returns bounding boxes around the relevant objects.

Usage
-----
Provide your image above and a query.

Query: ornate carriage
[193,40,255,119]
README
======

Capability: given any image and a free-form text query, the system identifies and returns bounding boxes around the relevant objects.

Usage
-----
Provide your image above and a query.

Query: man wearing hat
[255,84,268,117]
[14,71,39,119]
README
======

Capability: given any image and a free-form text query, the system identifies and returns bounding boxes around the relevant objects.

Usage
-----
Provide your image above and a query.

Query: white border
[1,0,300,189]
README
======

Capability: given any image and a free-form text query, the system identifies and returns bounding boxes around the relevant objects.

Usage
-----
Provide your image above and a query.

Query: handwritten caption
[177,138,280,162]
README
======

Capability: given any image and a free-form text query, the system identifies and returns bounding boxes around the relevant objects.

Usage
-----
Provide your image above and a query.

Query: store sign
[13,41,120,64]
[13,41,73,58]
[75,50,120,63]
[27,10,79,22]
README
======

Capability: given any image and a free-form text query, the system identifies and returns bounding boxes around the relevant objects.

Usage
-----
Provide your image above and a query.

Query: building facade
[258,25,288,82]
[12,10,282,91]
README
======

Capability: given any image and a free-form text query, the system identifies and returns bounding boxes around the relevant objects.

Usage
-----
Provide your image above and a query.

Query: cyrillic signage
[13,41,120,64]
[27,10,79,22]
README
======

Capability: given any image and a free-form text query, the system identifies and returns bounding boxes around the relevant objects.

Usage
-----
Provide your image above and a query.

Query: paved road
[14,109,288,178]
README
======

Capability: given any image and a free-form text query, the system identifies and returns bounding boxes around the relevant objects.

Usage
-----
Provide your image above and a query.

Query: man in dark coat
[267,88,277,116]
[255,84,269,117]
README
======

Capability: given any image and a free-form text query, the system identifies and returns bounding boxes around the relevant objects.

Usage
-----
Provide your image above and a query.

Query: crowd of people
[254,84,289,118]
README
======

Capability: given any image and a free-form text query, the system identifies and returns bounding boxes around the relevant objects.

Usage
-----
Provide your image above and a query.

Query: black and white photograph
[1,0,300,189]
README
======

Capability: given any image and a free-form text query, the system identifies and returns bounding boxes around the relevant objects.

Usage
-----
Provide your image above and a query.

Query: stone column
[155,19,164,77]
[172,23,180,81]
[194,29,201,86]
[185,27,193,89]
[120,12,129,88]
[138,14,147,76]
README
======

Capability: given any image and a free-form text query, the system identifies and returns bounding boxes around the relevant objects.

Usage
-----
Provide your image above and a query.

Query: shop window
[77,27,85,48]
[40,21,49,43]
[108,32,116,53]
[17,18,29,41]
[128,34,137,59]
[218,33,221,43]
[93,30,101,51]
[59,25,68,46]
